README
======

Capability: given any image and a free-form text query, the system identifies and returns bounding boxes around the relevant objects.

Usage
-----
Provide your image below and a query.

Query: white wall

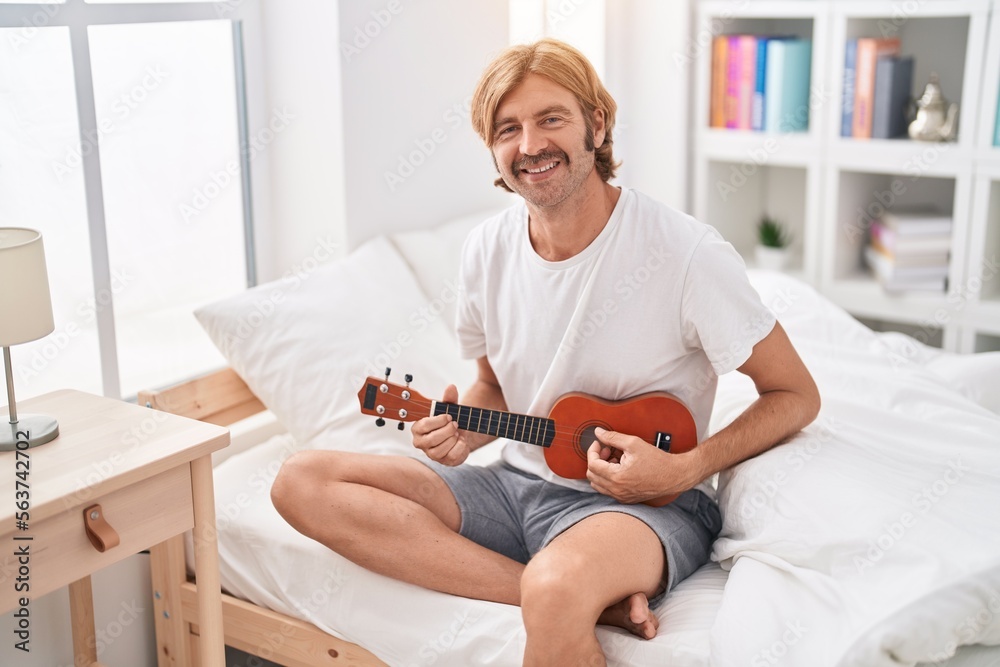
[605,0,692,212]
[256,0,347,283]
[256,0,512,278]
[338,0,512,249]
[256,0,693,278]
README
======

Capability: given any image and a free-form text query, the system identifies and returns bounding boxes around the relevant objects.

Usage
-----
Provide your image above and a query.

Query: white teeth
[525,162,557,174]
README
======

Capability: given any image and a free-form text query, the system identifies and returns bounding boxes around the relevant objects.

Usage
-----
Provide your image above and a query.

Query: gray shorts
[424,459,722,607]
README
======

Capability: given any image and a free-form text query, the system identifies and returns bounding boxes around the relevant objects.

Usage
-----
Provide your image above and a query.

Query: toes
[628,592,650,625]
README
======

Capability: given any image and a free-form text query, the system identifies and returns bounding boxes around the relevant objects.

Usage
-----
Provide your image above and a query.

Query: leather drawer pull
[83,504,120,553]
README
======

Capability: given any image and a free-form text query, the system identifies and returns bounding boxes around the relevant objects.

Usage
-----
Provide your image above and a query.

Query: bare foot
[597,592,660,639]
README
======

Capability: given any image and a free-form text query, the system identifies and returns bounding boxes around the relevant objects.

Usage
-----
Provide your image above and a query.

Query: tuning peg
[404,374,413,385]
[397,422,404,431]
[384,367,392,381]
[375,417,386,427]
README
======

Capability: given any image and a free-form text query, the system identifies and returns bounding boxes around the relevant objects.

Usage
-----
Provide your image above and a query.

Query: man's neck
[526,178,622,262]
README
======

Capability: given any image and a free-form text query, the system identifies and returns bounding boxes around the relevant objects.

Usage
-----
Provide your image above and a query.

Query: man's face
[490,73,603,208]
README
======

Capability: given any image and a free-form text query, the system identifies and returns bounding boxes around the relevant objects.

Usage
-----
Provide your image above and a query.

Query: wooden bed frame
[139,368,387,667]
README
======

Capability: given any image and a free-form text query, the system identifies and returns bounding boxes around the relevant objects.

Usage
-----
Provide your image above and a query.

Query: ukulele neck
[432,401,555,448]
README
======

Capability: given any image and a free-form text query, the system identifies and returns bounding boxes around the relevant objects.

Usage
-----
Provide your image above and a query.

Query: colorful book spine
[726,36,741,129]
[710,36,729,128]
[752,37,769,131]
[841,39,857,137]
[852,38,901,139]
[994,86,1000,146]
[872,56,914,139]
[736,35,758,130]
[765,39,812,133]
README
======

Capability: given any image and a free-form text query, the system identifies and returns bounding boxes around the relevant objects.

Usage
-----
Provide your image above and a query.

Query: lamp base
[1,414,59,451]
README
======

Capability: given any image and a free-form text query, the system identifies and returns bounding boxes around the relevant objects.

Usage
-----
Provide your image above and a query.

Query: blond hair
[471,38,620,191]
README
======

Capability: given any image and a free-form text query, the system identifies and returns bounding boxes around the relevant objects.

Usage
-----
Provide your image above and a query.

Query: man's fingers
[442,383,459,403]
[595,427,638,451]
[412,413,453,437]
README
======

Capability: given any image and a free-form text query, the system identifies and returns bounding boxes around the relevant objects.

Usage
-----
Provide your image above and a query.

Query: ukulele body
[544,392,698,507]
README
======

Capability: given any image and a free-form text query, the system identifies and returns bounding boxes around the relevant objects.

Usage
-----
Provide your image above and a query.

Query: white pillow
[388,207,508,338]
[194,236,476,456]
[874,331,1000,415]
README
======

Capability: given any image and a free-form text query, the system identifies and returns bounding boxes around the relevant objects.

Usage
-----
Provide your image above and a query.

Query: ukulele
[357,369,698,507]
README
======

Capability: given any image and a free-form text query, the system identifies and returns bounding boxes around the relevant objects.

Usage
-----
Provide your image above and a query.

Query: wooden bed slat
[181,584,386,667]
[139,368,265,427]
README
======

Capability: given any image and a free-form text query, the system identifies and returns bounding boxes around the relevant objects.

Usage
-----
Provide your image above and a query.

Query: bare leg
[520,512,666,667]
[271,450,524,603]
[271,451,662,646]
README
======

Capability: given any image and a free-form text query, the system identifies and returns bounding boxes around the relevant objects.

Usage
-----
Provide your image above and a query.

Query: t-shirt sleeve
[680,228,776,375]
[455,229,488,360]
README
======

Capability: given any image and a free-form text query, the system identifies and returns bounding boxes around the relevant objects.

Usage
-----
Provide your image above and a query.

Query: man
[271,39,820,666]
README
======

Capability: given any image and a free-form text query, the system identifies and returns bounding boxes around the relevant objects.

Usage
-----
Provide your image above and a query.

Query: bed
[141,210,1000,667]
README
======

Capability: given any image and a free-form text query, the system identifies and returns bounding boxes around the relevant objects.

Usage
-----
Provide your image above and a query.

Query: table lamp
[0,228,59,451]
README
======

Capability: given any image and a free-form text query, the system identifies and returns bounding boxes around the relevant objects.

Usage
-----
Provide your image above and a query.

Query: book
[726,35,741,129]
[995,86,1000,146]
[764,39,812,133]
[865,246,948,293]
[841,39,857,137]
[870,222,952,255]
[880,208,953,236]
[736,35,758,130]
[868,238,949,268]
[710,36,728,128]
[752,36,769,131]
[852,38,901,138]
[872,56,914,139]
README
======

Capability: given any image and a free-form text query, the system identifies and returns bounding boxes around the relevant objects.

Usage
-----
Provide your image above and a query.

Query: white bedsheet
[202,431,725,666]
[709,272,1000,667]
[197,269,1000,666]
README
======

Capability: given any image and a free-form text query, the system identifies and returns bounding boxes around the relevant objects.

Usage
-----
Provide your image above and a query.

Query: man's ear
[592,108,607,149]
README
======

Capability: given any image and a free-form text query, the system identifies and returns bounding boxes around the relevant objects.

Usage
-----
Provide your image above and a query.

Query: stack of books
[841,38,914,139]
[710,35,812,133]
[865,208,952,293]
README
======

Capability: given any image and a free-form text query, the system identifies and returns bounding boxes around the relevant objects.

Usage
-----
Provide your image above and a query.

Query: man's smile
[523,160,559,174]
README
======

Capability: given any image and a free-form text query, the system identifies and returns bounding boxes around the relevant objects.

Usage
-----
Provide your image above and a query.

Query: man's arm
[411,356,507,465]
[587,322,821,503]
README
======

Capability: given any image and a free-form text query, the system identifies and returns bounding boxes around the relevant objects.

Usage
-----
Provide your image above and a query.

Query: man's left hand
[586,427,694,504]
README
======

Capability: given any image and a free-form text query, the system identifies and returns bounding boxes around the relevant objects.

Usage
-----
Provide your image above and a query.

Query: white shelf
[698,1,824,20]
[700,130,822,167]
[828,139,975,176]
[824,273,948,324]
[971,301,1000,333]
[691,0,998,352]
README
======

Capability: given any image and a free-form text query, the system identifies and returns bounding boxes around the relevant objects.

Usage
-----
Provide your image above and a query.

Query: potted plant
[755,215,792,271]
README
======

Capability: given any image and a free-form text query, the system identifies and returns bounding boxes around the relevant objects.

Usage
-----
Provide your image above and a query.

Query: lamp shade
[0,228,55,346]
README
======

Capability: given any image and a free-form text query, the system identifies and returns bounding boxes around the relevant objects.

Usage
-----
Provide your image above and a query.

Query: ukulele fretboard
[433,402,556,448]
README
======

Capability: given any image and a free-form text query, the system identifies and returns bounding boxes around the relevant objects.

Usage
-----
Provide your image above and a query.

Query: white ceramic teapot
[908,73,958,142]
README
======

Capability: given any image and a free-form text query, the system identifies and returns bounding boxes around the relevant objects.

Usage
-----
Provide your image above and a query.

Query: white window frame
[0,0,265,399]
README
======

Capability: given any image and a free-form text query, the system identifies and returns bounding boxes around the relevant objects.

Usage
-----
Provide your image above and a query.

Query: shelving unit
[692,0,1000,352]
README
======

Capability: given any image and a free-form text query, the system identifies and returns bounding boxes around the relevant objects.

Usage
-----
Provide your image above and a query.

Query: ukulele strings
[385,395,631,452]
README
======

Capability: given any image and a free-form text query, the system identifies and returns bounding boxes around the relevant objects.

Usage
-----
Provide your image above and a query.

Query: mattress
[196,428,999,667]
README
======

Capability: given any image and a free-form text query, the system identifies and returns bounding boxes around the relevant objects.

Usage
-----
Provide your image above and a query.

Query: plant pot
[755,245,790,272]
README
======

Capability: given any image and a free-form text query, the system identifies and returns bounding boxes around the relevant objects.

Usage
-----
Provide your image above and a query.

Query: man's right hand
[411,384,471,466]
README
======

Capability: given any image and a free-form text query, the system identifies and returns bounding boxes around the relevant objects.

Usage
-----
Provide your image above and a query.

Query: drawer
[0,464,194,613]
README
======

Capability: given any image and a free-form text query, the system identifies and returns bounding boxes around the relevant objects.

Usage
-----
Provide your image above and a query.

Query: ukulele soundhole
[575,421,613,461]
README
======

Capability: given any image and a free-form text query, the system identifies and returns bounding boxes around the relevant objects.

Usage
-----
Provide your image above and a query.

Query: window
[0,1,262,400]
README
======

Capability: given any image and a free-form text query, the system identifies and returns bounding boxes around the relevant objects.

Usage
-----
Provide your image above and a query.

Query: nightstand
[0,389,229,666]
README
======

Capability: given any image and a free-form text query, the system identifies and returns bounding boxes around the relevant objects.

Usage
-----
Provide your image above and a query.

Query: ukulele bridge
[655,432,672,452]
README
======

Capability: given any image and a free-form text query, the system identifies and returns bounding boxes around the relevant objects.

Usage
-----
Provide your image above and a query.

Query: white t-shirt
[455,187,776,500]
